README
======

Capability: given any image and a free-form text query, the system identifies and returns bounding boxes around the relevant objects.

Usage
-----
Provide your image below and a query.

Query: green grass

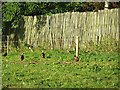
[2,48,119,88]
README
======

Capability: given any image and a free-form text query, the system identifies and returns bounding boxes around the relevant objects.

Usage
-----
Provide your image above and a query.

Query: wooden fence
[15,8,120,50]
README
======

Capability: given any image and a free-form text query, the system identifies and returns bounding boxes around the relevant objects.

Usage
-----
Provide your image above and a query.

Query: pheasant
[41,50,45,58]
[21,53,24,61]
[74,55,79,62]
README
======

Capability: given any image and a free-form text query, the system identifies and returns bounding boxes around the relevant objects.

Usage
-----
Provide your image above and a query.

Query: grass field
[2,47,119,88]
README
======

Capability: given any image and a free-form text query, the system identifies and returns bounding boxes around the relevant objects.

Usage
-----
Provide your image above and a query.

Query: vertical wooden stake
[7,35,9,54]
[76,36,79,57]
[105,0,109,10]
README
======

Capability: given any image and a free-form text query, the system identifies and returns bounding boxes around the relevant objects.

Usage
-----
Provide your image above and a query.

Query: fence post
[76,36,79,57]
[104,0,109,10]
[7,35,9,53]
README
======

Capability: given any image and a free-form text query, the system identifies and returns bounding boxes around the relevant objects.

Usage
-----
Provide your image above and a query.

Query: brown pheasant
[74,55,79,62]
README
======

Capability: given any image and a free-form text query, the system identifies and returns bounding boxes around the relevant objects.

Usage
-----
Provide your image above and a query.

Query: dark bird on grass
[41,50,45,58]
[21,53,24,61]
[3,52,7,57]
[74,55,79,62]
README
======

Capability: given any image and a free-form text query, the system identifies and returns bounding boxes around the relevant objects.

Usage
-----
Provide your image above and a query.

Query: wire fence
[1,35,119,54]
